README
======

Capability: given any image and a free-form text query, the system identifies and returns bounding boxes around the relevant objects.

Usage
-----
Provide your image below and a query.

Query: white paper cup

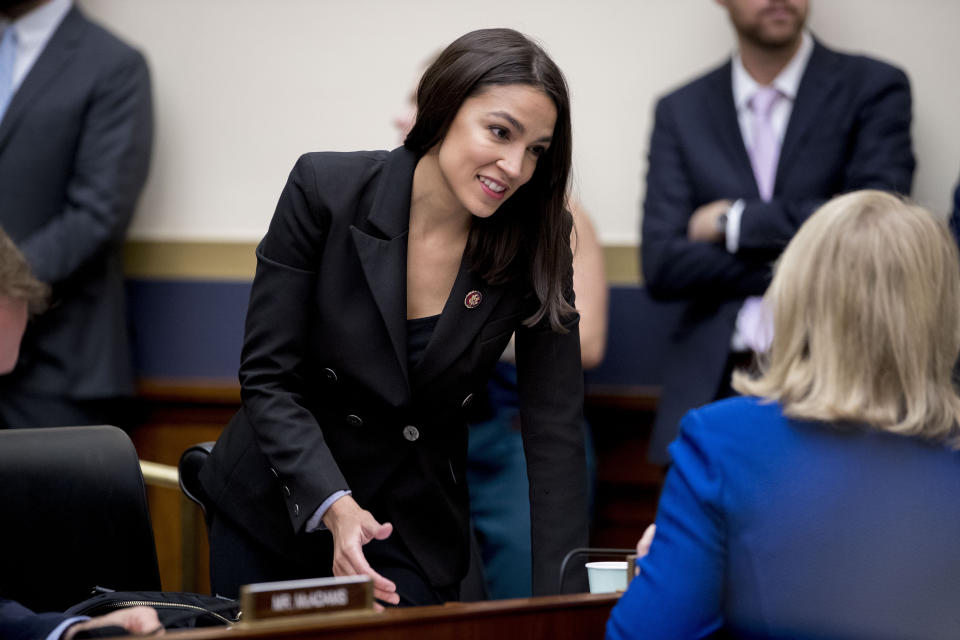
[585,561,628,593]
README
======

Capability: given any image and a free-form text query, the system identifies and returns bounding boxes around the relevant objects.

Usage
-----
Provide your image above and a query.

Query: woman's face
[435,84,557,219]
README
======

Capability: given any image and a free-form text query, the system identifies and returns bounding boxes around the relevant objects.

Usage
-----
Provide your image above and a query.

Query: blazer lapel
[351,147,418,392]
[707,62,759,198]
[776,41,839,187]
[413,262,506,389]
[0,7,83,154]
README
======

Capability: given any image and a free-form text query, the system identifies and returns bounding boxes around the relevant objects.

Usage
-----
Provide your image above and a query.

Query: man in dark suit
[949,177,960,249]
[0,0,153,428]
[641,0,914,463]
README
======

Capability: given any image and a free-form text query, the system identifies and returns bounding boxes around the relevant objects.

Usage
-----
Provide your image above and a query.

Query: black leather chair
[178,441,215,528]
[0,426,162,613]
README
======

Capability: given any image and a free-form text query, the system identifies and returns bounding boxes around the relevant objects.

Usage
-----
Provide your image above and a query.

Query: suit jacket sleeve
[239,155,349,533]
[605,410,726,639]
[949,179,960,251]
[0,598,79,640]
[515,225,590,595]
[19,46,153,284]
[642,97,771,300]
[737,64,915,252]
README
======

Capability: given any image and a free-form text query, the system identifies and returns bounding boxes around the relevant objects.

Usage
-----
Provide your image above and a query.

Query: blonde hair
[733,190,960,443]
[0,227,48,315]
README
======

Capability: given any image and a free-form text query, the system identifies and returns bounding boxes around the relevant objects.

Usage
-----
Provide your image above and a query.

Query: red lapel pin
[464,290,482,309]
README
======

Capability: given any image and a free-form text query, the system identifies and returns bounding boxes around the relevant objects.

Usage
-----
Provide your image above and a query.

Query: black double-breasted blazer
[200,147,589,593]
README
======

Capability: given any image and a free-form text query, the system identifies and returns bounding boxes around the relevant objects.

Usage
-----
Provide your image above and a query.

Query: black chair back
[0,426,162,613]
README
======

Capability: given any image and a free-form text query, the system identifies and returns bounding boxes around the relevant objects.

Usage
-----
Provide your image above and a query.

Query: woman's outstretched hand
[323,495,400,605]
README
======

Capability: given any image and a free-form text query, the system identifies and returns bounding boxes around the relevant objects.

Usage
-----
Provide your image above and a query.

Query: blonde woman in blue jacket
[609,190,960,639]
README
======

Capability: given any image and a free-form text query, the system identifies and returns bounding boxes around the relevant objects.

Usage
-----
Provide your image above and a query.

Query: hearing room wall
[82,0,960,256]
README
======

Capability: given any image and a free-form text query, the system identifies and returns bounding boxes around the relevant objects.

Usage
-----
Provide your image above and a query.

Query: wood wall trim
[123,241,640,284]
[137,378,241,404]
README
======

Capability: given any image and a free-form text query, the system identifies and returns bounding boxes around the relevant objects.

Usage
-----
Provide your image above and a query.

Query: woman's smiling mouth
[478,175,507,199]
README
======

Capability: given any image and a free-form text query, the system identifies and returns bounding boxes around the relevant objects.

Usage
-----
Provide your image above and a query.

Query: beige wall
[83,0,960,247]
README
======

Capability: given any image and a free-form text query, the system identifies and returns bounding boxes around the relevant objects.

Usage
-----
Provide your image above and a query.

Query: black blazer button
[323,368,338,383]
[293,503,300,517]
[461,393,474,408]
[403,425,420,442]
[345,414,363,427]
[283,485,291,497]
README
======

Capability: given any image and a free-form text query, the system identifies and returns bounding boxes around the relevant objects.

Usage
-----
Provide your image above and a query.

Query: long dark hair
[404,28,575,332]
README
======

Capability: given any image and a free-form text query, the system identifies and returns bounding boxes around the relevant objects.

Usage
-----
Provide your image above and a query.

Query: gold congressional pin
[464,290,482,309]
[240,575,373,621]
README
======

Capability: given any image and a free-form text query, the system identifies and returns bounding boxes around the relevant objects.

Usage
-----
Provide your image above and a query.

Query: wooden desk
[172,593,619,640]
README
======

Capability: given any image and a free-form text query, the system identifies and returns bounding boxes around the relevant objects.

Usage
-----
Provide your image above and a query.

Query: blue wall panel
[127,281,677,387]
[127,279,250,380]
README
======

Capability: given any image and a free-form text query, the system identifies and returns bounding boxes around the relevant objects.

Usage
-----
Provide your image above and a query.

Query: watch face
[716,211,729,234]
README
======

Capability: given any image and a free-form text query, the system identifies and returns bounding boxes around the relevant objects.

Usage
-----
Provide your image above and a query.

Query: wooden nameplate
[240,575,373,621]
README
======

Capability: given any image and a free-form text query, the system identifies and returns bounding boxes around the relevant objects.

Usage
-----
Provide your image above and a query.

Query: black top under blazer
[200,147,589,594]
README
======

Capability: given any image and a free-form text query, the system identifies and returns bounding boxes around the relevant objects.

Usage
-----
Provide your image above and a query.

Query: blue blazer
[641,39,915,463]
[607,397,960,639]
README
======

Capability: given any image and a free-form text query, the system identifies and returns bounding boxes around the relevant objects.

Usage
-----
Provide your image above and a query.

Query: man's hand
[323,495,400,605]
[687,200,732,243]
[636,524,656,559]
[633,524,656,577]
[63,606,163,639]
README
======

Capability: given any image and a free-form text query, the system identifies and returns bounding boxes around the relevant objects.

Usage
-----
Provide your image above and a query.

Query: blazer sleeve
[0,598,78,640]
[737,64,915,252]
[641,97,772,300]
[239,155,349,532]
[19,47,153,285]
[605,409,726,640]
[515,228,590,596]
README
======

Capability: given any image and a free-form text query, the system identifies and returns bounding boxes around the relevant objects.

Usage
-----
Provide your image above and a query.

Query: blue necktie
[0,26,17,123]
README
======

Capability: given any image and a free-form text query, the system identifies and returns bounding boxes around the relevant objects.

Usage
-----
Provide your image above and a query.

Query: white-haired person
[0,228,47,376]
[608,190,960,639]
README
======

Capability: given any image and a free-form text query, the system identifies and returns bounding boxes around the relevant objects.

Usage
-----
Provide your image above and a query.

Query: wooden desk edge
[172,592,620,638]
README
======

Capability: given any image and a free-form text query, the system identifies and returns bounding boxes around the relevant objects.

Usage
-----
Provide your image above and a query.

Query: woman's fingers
[350,547,400,604]
[326,496,401,605]
[334,538,400,605]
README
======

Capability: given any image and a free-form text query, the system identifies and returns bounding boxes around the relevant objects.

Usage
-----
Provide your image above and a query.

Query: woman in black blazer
[199,28,589,606]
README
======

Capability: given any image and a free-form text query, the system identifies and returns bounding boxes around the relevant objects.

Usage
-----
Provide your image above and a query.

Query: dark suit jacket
[0,7,152,402]
[0,597,78,640]
[949,178,960,249]
[200,147,589,594]
[641,39,915,463]
[607,397,960,639]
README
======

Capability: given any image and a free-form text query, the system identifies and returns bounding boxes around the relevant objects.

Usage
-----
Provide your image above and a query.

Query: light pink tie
[734,87,781,354]
[748,86,781,202]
